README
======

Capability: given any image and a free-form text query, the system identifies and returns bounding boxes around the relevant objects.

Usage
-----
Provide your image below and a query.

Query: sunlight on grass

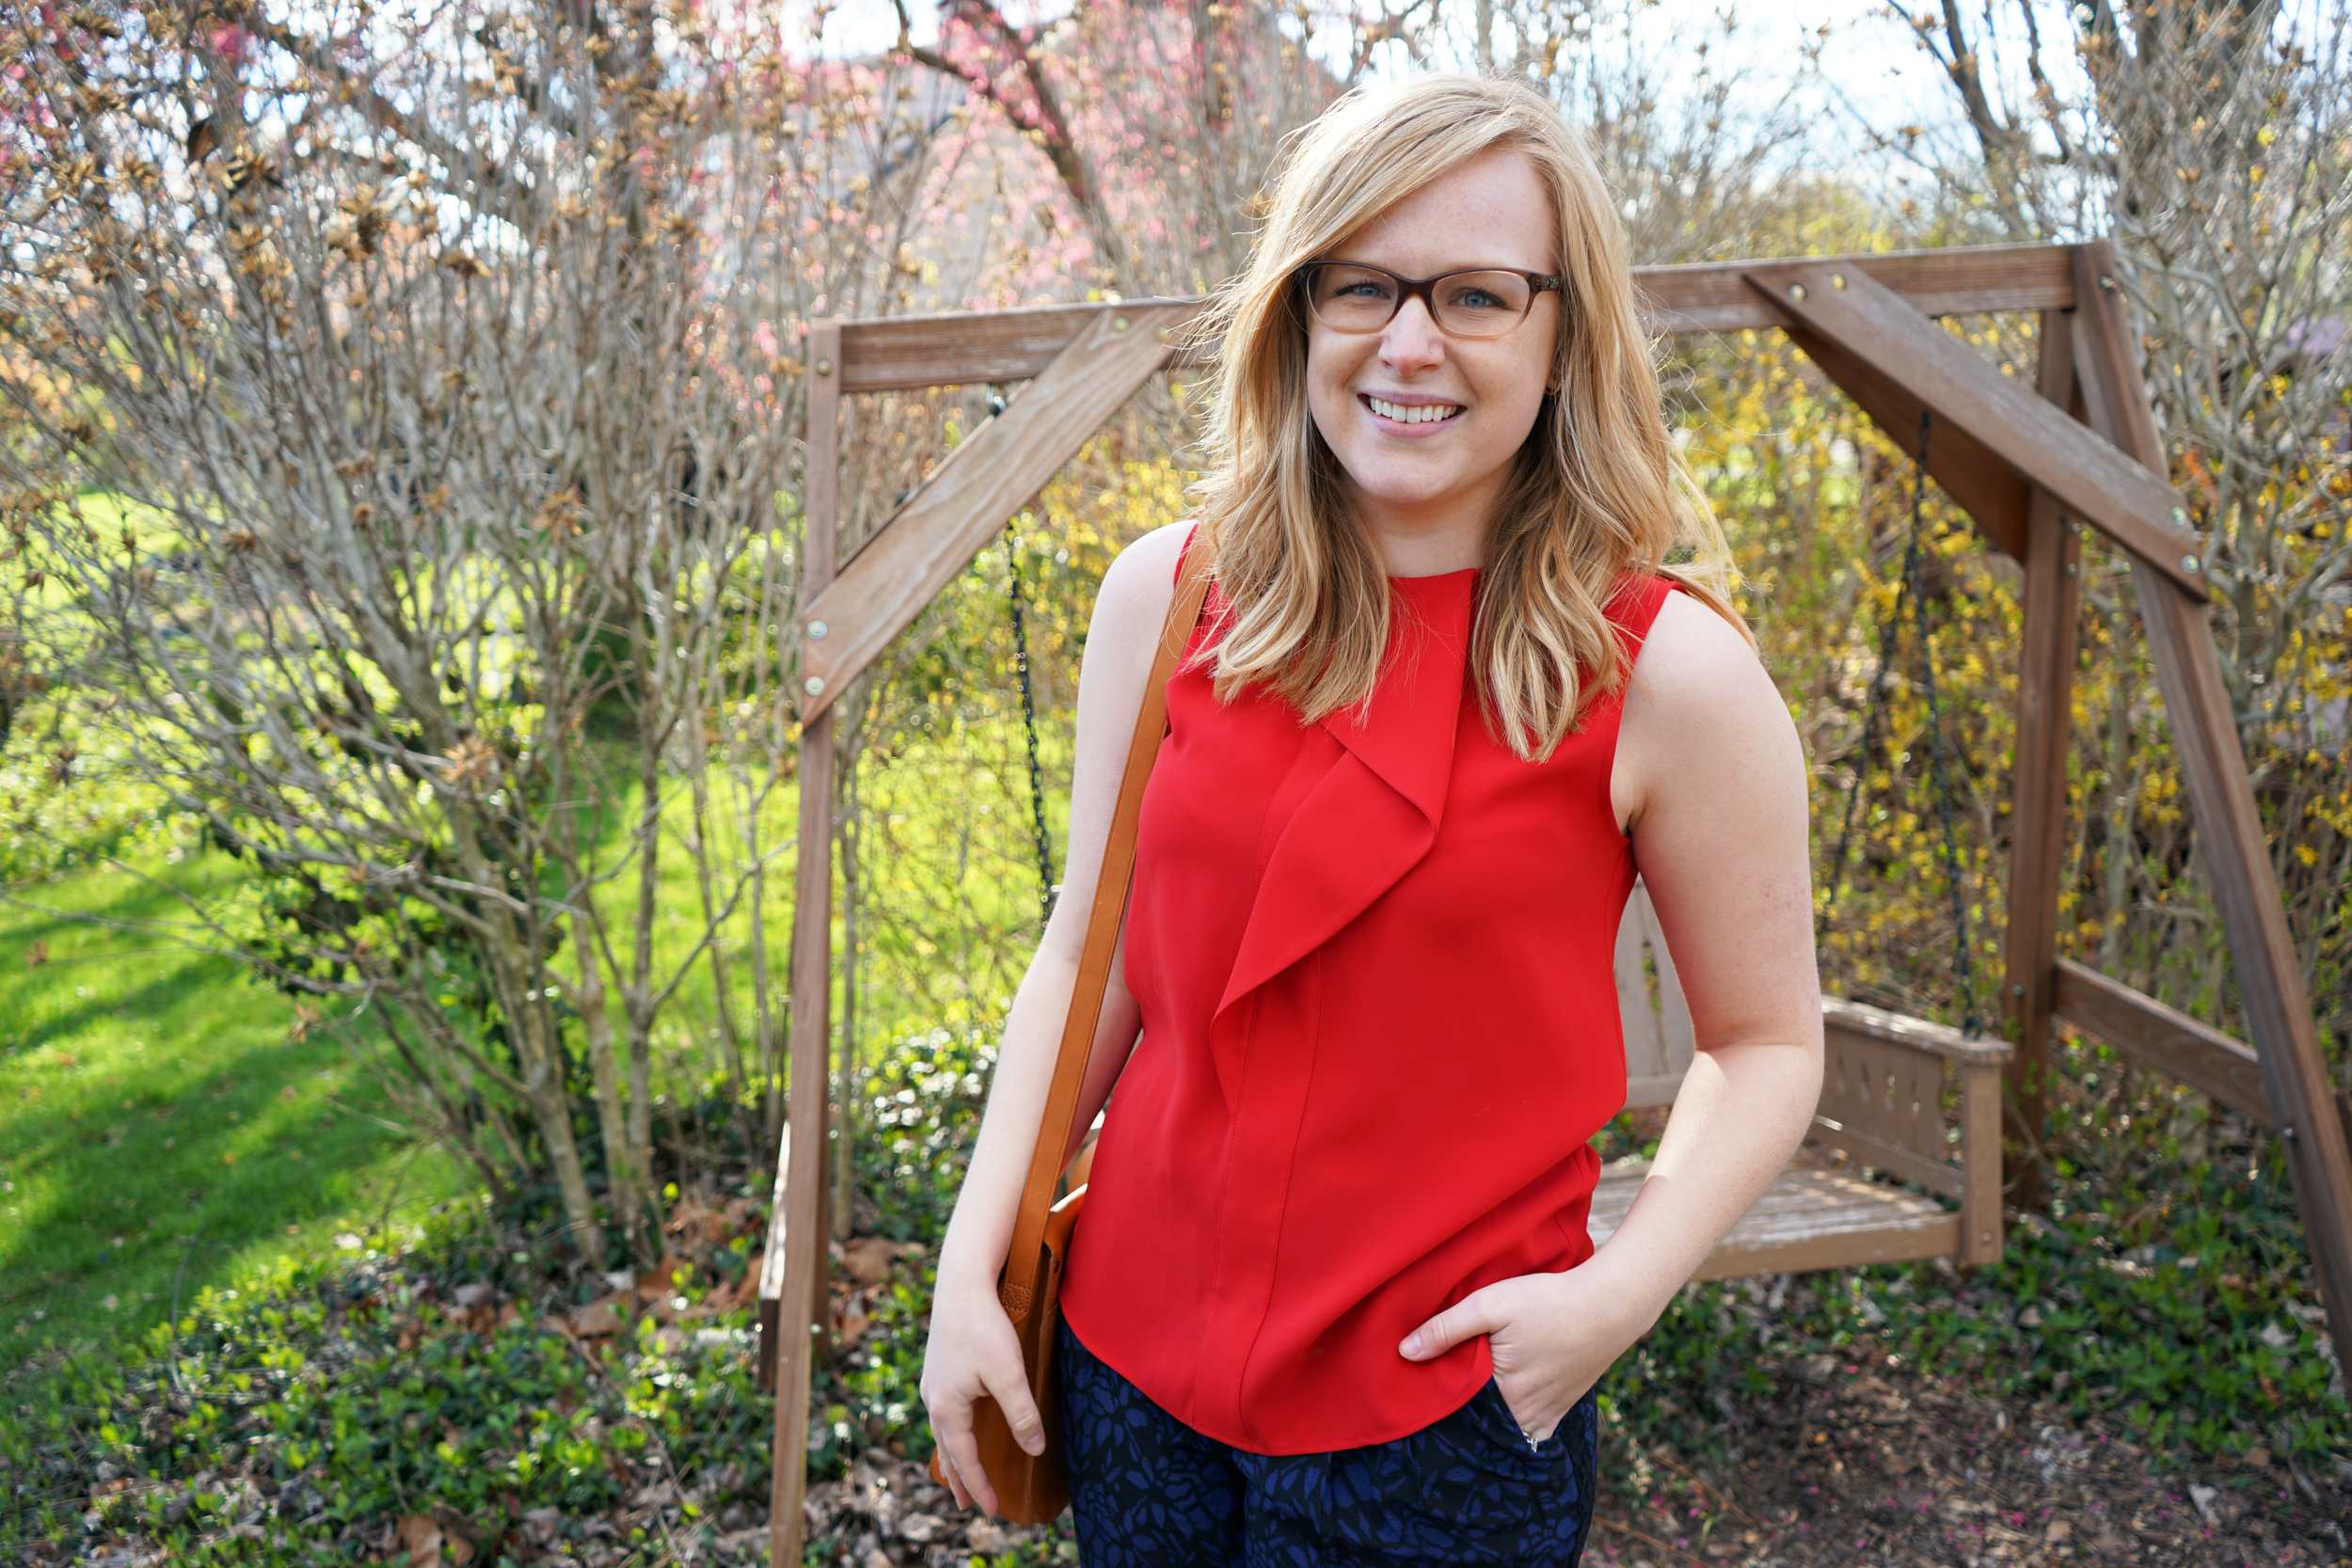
[0,851,469,1375]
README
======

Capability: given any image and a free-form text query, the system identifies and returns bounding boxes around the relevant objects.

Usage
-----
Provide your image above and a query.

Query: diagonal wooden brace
[1744,261,2208,601]
[2065,241,2352,1362]
[1776,319,2030,558]
[795,301,1195,721]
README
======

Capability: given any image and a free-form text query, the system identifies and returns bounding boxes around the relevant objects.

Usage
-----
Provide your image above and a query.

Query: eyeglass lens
[1306,265,1537,337]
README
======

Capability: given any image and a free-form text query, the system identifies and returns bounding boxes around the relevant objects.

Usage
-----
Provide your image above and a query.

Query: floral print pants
[1057,1320,1598,1567]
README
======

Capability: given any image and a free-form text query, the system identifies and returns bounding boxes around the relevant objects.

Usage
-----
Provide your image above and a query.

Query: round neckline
[1387,564,1481,583]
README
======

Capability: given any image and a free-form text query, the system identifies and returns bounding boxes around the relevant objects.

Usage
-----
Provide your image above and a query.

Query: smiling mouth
[1365,396,1463,425]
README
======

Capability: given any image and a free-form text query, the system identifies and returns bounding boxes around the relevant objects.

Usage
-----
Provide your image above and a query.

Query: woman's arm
[919,520,1187,1513]
[1399,590,1822,1439]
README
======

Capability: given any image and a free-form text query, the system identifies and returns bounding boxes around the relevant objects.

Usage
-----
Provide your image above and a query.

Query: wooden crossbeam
[833,244,2078,391]
[1746,261,2208,600]
[795,301,1194,721]
[1637,243,2075,335]
[2051,959,2272,1127]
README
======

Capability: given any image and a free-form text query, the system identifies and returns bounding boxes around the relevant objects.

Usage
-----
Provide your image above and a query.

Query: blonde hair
[1192,72,1743,760]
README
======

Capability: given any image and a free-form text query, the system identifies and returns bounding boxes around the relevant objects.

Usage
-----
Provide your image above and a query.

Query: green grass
[0,849,470,1377]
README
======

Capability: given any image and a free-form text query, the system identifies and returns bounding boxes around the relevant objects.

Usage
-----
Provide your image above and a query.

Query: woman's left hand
[1397,1265,1654,1443]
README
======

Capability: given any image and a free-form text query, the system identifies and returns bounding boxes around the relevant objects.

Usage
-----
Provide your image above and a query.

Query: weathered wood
[770,325,843,1568]
[1589,1164,1961,1279]
[2070,256,2352,1363]
[2067,245,2167,465]
[797,302,1193,721]
[1637,244,2076,335]
[1746,261,2208,599]
[1624,1075,1684,1111]
[1814,1031,1961,1197]
[1614,881,1692,1095]
[838,301,1208,392]
[1607,904,2007,1273]
[755,1136,791,1392]
[1779,321,2028,558]
[1615,892,1665,1081]
[1958,1058,2005,1264]
[2001,311,2086,1212]
[2051,959,2273,1128]
[834,245,2080,391]
[1822,995,2010,1068]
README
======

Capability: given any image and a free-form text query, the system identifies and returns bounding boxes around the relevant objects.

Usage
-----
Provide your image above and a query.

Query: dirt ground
[772,1354,2350,1568]
[1581,1352,2351,1567]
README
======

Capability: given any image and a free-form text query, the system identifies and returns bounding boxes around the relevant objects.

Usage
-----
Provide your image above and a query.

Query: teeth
[1369,397,1461,424]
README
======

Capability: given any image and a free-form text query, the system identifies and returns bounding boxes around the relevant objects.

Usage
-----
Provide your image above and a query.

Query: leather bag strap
[1000,539,1214,1313]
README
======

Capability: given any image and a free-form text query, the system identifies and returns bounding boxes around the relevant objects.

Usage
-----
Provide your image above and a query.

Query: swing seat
[1597,883,2009,1275]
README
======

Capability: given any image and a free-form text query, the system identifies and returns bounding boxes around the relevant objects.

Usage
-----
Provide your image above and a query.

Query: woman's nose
[1379,298,1446,375]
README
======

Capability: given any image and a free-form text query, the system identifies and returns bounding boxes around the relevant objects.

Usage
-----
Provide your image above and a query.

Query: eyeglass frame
[1295,261,1565,338]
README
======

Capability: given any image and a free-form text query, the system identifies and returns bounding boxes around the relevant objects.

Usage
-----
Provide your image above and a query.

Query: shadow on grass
[0,857,467,1377]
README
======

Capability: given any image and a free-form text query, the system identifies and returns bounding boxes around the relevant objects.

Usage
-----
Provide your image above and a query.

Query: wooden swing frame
[760,241,2352,1565]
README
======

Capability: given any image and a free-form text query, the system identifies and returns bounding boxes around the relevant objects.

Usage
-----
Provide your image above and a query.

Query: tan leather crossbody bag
[928,543,1213,1522]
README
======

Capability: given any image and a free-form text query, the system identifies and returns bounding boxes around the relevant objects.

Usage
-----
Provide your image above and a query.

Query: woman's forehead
[1330,149,1556,276]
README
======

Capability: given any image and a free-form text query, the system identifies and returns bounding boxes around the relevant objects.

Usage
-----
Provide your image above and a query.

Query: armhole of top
[1171,522,1201,587]
[1604,576,1679,837]
[1170,523,1220,663]
[1609,574,1680,671]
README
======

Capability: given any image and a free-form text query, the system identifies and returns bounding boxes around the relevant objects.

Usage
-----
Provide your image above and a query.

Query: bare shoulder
[1084,521,1194,671]
[1623,591,1783,732]
[1615,589,1800,832]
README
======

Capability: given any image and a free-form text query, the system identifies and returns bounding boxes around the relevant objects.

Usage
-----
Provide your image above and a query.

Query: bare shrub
[0,1,982,1254]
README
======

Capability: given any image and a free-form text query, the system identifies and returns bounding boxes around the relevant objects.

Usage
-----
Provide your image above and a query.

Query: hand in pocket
[1398,1266,1645,1444]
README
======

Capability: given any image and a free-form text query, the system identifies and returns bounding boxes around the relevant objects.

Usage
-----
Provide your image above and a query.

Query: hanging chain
[1817,411,1980,1038]
[1819,518,1914,942]
[1902,414,1982,1039]
[1006,518,1058,926]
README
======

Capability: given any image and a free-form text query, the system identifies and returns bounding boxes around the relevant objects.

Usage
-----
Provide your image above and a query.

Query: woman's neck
[1343,475,1499,578]
[1350,505,1487,578]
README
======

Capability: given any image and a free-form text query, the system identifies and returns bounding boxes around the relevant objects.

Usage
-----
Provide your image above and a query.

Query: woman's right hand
[919,1269,1046,1516]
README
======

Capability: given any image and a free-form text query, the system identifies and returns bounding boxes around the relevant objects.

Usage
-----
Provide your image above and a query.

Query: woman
[920,73,1821,1565]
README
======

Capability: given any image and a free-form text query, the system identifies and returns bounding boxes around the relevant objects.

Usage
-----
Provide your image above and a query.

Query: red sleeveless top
[1057,559,1676,1454]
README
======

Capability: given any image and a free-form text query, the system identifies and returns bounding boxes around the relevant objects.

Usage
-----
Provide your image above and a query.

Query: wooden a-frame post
[764,245,2352,1564]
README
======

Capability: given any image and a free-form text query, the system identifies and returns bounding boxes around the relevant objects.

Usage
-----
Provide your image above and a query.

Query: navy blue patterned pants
[1057,1321,1598,1567]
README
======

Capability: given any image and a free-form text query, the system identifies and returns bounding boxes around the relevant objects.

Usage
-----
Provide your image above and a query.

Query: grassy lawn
[0,849,470,1375]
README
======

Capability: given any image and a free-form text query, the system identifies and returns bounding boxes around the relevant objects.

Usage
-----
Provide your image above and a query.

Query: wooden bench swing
[756,242,2352,1564]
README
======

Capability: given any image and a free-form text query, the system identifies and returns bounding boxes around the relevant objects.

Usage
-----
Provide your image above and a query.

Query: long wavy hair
[1191,72,1743,760]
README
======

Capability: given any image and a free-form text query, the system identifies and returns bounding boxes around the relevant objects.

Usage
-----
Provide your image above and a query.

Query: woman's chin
[1343,470,1479,520]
